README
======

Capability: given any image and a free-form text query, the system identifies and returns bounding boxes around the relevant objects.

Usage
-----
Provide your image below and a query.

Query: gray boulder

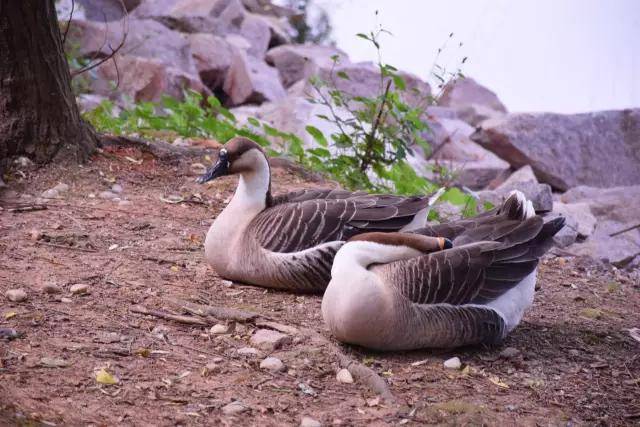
[223,50,286,105]
[561,185,640,267]
[266,44,350,88]
[437,77,507,126]
[471,110,640,191]
[188,33,234,90]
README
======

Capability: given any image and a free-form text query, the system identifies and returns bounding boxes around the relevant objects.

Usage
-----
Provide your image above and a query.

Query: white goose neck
[229,150,271,213]
[331,241,423,277]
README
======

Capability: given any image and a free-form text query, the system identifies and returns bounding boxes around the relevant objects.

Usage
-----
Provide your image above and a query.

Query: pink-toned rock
[472,110,640,191]
[266,44,350,88]
[223,51,286,105]
[188,33,234,90]
[92,55,208,102]
[438,77,507,125]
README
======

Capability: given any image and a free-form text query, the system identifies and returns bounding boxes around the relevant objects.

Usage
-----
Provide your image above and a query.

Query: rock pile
[60,0,640,270]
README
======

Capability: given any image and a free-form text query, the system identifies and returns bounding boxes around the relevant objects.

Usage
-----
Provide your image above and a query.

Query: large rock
[67,18,198,75]
[223,50,286,105]
[188,33,234,90]
[477,181,553,212]
[549,201,597,248]
[471,110,640,191]
[430,118,510,189]
[560,185,640,267]
[266,44,350,88]
[320,62,431,108]
[92,55,208,102]
[76,0,142,21]
[438,77,507,126]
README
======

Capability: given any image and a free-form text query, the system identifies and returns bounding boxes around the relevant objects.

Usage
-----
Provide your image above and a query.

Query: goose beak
[197,152,229,184]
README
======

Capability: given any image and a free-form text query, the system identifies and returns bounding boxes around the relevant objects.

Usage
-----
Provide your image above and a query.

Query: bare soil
[1,147,639,426]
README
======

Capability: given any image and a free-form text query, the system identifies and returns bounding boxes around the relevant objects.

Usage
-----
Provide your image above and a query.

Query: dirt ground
[1,146,639,426]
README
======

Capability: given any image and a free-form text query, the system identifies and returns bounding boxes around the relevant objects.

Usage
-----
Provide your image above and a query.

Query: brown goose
[197,137,440,292]
[322,191,565,350]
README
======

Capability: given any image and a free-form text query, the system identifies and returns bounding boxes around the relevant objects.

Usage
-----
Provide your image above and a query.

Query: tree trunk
[0,0,97,165]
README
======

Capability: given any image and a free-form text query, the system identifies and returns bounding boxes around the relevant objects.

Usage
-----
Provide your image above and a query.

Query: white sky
[319,0,640,113]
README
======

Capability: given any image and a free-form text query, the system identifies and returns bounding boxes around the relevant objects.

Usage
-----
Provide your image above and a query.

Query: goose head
[197,137,267,184]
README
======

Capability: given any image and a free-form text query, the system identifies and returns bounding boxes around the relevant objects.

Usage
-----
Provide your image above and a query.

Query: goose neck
[331,241,423,277]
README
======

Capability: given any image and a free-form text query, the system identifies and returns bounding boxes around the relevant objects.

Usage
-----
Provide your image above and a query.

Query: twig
[361,79,392,172]
[61,0,75,46]
[170,299,259,323]
[130,305,208,326]
[35,241,97,253]
[6,205,47,213]
[610,222,640,237]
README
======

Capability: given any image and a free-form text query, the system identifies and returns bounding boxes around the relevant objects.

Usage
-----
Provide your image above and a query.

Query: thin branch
[360,79,392,172]
[35,241,97,253]
[61,0,75,46]
[610,223,640,238]
[131,305,209,326]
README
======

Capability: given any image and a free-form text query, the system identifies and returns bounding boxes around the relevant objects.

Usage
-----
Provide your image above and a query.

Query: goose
[196,136,440,293]
[322,191,565,350]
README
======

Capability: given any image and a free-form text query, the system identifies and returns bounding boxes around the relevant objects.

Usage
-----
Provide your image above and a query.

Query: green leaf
[336,71,350,80]
[305,125,328,147]
[247,117,260,127]
[392,74,406,91]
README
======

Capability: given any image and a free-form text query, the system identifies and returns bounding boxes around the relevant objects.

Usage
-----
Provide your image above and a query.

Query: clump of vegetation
[84,21,479,216]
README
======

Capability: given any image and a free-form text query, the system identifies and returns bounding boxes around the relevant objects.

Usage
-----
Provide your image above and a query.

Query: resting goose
[322,192,565,350]
[197,137,439,292]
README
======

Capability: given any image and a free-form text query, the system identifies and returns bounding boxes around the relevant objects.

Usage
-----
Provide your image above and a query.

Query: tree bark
[0,0,97,165]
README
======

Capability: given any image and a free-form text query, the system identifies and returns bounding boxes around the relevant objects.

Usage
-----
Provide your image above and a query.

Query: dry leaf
[170,265,180,272]
[96,368,119,385]
[488,376,509,389]
[160,195,184,204]
[40,357,71,368]
[134,348,150,357]
[4,311,16,320]
[124,156,143,165]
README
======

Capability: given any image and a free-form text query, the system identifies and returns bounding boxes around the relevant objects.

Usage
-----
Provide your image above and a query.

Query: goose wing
[271,188,369,205]
[375,217,565,305]
[250,194,432,253]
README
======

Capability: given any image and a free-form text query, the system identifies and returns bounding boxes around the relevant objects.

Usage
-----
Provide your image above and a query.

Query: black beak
[197,151,229,184]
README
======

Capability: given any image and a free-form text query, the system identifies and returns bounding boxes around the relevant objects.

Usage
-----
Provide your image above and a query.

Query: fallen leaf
[160,195,184,204]
[580,308,603,319]
[124,156,143,165]
[4,311,16,320]
[488,376,509,389]
[96,368,119,385]
[629,328,640,343]
[134,348,151,357]
[170,265,180,272]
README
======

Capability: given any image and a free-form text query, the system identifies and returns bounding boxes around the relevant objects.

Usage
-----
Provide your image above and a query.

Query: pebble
[41,283,62,294]
[14,156,34,168]
[300,416,322,427]
[70,284,90,295]
[40,189,59,199]
[249,329,291,351]
[61,297,73,303]
[203,362,221,375]
[111,184,123,194]
[210,324,229,335]
[499,347,521,359]
[152,325,169,339]
[99,190,118,200]
[5,289,28,302]
[118,200,132,207]
[236,347,259,356]
[443,357,462,370]
[336,368,354,384]
[29,229,43,241]
[260,357,285,372]
[52,183,70,193]
[221,401,249,415]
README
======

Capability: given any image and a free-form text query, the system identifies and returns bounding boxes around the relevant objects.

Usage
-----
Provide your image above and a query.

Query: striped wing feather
[250,194,432,253]
[376,217,565,305]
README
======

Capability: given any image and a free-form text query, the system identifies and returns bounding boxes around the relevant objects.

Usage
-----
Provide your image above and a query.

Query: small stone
[99,190,118,200]
[249,329,291,351]
[61,297,73,303]
[210,324,229,335]
[5,289,28,302]
[118,200,132,207]
[70,284,89,295]
[300,416,322,427]
[336,368,354,384]
[444,357,462,370]
[203,362,221,375]
[260,356,285,372]
[29,229,43,241]
[152,325,169,339]
[499,347,521,359]
[52,183,70,193]
[111,184,123,193]
[41,189,59,199]
[14,156,34,168]
[41,283,62,294]
[237,347,259,356]
[222,400,249,415]
[39,357,71,368]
